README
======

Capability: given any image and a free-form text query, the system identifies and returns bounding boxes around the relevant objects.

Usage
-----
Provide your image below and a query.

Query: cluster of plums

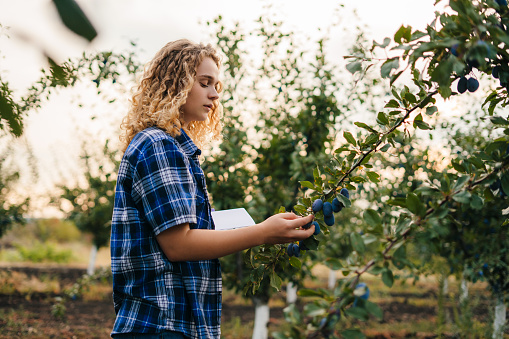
[312,188,350,226]
[287,188,350,257]
[456,76,479,93]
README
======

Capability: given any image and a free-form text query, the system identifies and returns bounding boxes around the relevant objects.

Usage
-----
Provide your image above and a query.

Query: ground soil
[0,265,500,339]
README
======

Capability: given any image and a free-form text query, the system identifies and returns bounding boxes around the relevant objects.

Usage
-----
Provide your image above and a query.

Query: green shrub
[16,242,74,263]
[35,218,81,243]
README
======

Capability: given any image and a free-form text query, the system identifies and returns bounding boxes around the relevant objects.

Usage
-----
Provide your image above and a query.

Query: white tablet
[211,208,256,230]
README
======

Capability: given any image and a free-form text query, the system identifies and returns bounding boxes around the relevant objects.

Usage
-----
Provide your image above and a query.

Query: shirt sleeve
[132,138,197,236]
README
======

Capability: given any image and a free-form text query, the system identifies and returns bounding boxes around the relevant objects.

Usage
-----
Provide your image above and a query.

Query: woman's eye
[200,83,208,88]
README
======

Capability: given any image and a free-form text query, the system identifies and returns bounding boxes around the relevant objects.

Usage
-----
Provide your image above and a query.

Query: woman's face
[181,57,220,127]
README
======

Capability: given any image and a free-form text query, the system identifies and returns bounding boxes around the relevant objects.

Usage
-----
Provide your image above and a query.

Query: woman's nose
[209,87,219,100]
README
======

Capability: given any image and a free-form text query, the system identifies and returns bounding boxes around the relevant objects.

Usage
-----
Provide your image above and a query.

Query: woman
[110,39,315,339]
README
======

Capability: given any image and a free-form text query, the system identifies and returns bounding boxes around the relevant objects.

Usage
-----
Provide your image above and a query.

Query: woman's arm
[156,213,315,262]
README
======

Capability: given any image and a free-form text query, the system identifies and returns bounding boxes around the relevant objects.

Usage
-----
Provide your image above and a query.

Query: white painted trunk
[328,269,337,290]
[493,297,506,339]
[442,276,449,295]
[87,244,98,275]
[252,298,269,339]
[459,278,468,303]
[286,282,298,304]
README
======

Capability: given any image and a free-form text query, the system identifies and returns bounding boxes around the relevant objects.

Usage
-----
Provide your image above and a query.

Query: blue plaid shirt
[111,127,221,339]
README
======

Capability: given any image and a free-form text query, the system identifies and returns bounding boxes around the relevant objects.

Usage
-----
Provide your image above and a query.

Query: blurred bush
[34,218,81,243]
[15,242,74,263]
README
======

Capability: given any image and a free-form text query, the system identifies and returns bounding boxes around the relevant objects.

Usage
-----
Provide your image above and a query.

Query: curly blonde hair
[120,39,223,152]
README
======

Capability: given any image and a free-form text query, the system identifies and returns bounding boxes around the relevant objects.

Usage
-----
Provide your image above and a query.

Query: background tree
[55,140,118,275]
[225,0,509,338]
[0,141,30,239]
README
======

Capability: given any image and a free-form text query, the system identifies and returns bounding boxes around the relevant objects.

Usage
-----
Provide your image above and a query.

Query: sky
[0,0,442,217]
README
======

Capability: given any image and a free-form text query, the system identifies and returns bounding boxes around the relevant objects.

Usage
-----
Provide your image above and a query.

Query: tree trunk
[252,297,269,339]
[493,297,506,339]
[328,269,337,290]
[286,282,298,304]
[87,244,98,275]
[459,277,468,304]
[442,275,449,295]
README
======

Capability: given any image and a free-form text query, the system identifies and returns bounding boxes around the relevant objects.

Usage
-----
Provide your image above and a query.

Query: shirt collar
[175,128,201,157]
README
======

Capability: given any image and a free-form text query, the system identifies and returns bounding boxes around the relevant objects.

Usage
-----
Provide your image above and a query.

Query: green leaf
[300,181,315,190]
[501,173,509,196]
[384,100,400,108]
[406,193,425,217]
[404,92,417,104]
[53,0,98,41]
[394,25,412,44]
[381,58,400,78]
[413,114,432,130]
[346,61,363,74]
[293,204,307,215]
[298,288,327,297]
[0,89,22,136]
[365,301,383,320]
[344,131,356,145]
[382,269,394,287]
[288,256,302,269]
[451,159,466,173]
[376,112,390,126]
[350,232,366,254]
[345,307,369,321]
[270,271,282,291]
[369,265,385,275]
[490,116,509,125]
[452,175,470,190]
[336,192,352,208]
[469,194,483,210]
[430,54,455,88]
[363,209,381,227]
[379,143,391,152]
[354,122,378,133]
[325,258,343,270]
[366,171,380,183]
[452,190,471,204]
[426,106,438,115]
[302,236,319,250]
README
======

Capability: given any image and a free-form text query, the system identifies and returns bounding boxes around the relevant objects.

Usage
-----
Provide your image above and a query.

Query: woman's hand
[258,213,315,245]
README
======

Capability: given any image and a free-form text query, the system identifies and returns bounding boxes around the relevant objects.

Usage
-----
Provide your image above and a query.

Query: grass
[0,270,62,295]
[221,316,254,339]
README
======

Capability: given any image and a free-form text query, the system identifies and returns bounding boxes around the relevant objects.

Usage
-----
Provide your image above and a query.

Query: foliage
[54,140,119,248]
[33,218,82,243]
[51,266,112,319]
[0,142,29,238]
[15,242,73,263]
